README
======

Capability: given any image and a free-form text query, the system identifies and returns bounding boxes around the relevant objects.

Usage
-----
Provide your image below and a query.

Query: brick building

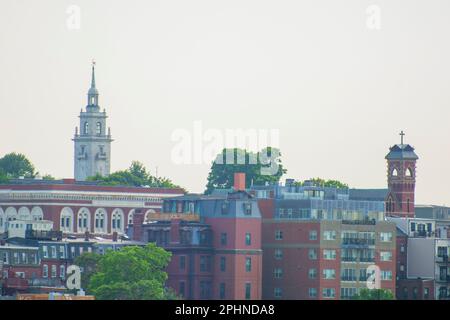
[0,178,184,239]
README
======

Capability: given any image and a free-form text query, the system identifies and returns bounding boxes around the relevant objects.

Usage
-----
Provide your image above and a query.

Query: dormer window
[406,168,413,177]
[221,201,229,215]
[392,168,398,176]
[243,202,252,215]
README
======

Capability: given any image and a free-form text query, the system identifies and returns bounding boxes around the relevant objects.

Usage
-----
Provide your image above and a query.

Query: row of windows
[220,232,252,246]
[272,267,393,281]
[179,255,254,273]
[273,249,392,262]
[179,281,252,300]
[1,251,39,265]
[42,264,66,279]
[274,287,394,299]
[274,230,393,242]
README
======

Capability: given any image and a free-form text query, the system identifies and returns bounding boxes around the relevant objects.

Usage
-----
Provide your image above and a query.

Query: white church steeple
[73,61,113,181]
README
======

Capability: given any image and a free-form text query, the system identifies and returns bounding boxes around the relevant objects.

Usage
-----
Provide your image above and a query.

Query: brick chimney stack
[234,172,246,191]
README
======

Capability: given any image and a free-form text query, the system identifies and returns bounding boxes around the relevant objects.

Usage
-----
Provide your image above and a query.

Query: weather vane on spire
[399,130,405,145]
[92,59,96,67]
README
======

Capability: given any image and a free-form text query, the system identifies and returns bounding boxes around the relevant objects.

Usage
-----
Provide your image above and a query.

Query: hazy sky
[1,0,449,205]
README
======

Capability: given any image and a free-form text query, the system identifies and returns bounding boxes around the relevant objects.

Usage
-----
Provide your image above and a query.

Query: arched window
[18,207,31,220]
[77,208,90,233]
[96,122,102,135]
[392,168,398,177]
[128,210,134,226]
[84,122,89,135]
[111,209,124,233]
[94,209,107,233]
[60,207,74,233]
[145,209,156,223]
[31,207,44,221]
[406,168,413,177]
[5,207,17,221]
[0,208,5,232]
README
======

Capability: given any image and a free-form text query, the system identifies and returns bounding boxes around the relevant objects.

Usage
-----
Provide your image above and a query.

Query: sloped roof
[348,188,389,201]
[385,144,419,160]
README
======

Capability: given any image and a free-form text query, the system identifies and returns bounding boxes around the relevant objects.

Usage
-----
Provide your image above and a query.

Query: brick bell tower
[385,131,419,218]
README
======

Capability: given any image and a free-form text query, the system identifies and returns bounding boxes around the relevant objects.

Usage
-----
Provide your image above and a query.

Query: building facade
[0,178,184,238]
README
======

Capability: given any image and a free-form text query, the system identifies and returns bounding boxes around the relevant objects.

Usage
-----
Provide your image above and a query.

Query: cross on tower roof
[400,130,405,145]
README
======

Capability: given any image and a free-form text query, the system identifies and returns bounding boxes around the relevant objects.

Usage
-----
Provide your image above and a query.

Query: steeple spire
[91,59,96,89]
[87,60,99,107]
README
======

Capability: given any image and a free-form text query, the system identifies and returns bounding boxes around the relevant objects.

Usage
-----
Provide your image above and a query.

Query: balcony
[437,275,450,283]
[342,238,375,246]
[436,255,449,263]
[340,277,357,282]
[342,219,376,226]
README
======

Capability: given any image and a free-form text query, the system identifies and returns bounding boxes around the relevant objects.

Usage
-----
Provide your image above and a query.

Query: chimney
[112,231,118,242]
[132,209,145,241]
[234,172,246,191]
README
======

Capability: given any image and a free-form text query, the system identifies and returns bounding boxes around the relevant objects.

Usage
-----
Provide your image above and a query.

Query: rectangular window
[322,288,336,298]
[274,268,283,279]
[308,268,317,279]
[220,233,227,246]
[200,255,211,272]
[381,270,393,280]
[245,257,252,272]
[323,231,337,241]
[245,233,251,246]
[245,283,251,300]
[308,249,317,260]
[274,249,283,260]
[179,281,185,297]
[43,265,48,278]
[179,255,186,270]
[323,269,336,280]
[274,288,282,299]
[219,283,226,299]
[60,246,65,259]
[13,252,19,264]
[341,268,357,281]
[243,203,252,215]
[323,249,336,260]
[309,230,318,240]
[275,230,283,240]
[51,246,57,258]
[380,232,393,242]
[220,256,226,272]
[51,265,57,278]
[43,246,48,258]
[380,251,392,262]
[308,288,317,298]
[60,265,65,279]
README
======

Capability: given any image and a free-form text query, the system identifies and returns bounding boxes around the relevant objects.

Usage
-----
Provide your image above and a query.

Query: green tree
[352,288,394,300]
[88,243,173,300]
[86,161,183,190]
[294,178,348,189]
[205,147,286,194]
[0,152,36,178]
[74,252,102,290]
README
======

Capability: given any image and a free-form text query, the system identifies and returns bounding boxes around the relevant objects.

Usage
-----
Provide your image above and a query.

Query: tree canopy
[293,178,348,189]
[77,243,176,300]
[87,161,183,190]
[205,147,286,194]
[352,288,394,300]
[0,152,36,178]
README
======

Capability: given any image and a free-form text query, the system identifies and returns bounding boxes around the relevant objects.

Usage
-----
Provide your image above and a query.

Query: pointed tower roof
[88,61,99,96]
[385,131,419,160]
